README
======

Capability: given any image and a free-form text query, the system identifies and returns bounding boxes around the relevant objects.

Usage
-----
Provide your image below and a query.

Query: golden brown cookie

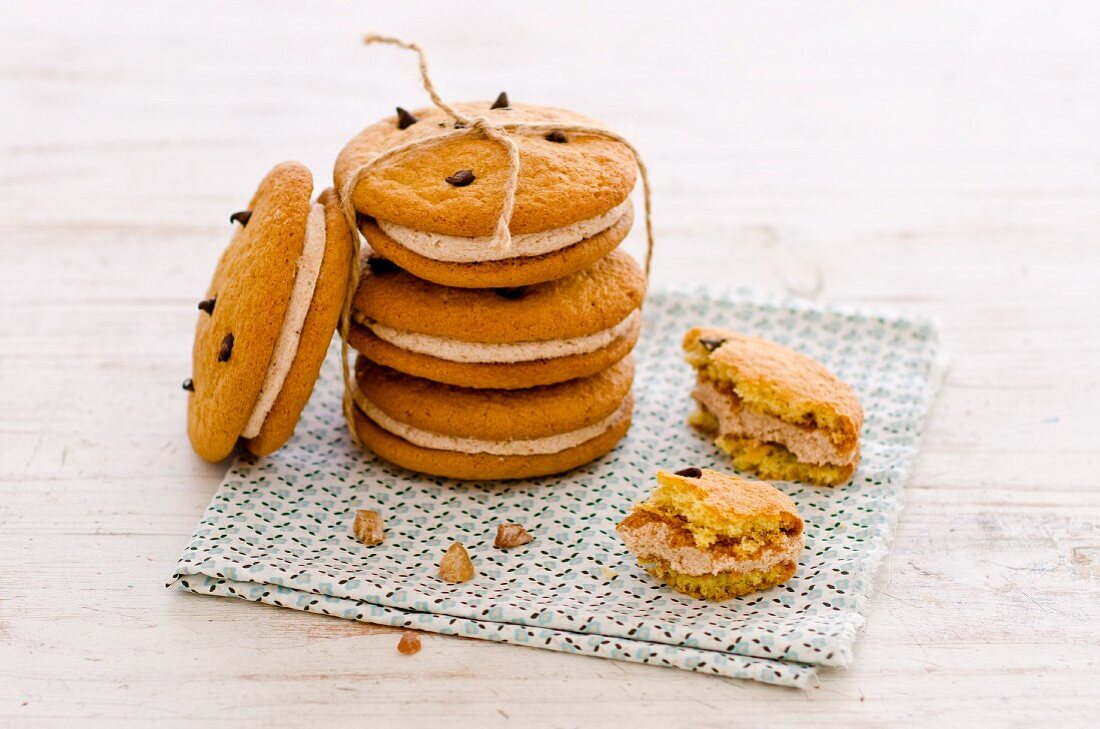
[358,202,633,289]
[682,327,864,486]
[616,468,804,601]
[350,357,635,480]
[334,102,637,236]
[186,164,353,462]
[246,188,353,456]
[348,249,645,388]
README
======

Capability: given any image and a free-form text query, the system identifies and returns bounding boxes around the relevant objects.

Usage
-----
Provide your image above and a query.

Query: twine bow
[336,34,655,448]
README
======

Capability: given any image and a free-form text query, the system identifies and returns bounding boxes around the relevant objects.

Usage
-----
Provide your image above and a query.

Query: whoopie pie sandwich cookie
[347,248,646,389]
[683,328,864,486]
[187,162,353,462]
[617,468,804,601]
[350,356,635,480]
[333,101,638,289]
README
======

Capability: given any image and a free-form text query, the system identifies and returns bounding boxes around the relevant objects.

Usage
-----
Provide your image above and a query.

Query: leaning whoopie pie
[333,100,637,289]
[347,248,646,389]
[351,356,635,480]
[187,162,353,462]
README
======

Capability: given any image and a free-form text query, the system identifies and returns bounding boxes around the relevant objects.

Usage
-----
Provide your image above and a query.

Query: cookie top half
[355,356,634,442]
[683,327,864,449]
[653,468,802,528]
[334,101,637,237]
[352,248,646,344]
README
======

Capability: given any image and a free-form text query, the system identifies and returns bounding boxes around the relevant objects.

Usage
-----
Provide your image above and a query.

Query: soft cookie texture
[616,469,804,601]
[334,101,637,237]
[349,249,646,388]
[683,327,864,486]
[187,163,352,462]
[358,203,633,289]
[351,356,635,480]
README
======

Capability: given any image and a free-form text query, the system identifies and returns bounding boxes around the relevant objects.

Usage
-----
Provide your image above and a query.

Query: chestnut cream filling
[376,199,631,263]
[354,309,640,364]
[617,512,804,577]
[692,378,856,467]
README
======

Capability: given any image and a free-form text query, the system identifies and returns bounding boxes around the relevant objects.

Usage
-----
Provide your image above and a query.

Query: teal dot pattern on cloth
[171,286,940,688]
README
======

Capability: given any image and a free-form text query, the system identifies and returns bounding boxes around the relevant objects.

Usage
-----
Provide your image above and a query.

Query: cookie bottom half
[359,204,633,289]
[642,558,798,601]
[690,408,857,487]
[352,393,633,481]
[347,315,641,390]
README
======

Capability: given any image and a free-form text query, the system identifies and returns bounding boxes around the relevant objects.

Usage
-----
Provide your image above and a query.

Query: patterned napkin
[170,286,939,688]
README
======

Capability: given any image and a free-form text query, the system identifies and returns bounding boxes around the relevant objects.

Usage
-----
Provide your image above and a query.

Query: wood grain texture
[2,0,1098,726]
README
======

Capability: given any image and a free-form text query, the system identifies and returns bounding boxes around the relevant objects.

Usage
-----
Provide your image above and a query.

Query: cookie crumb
[353,509,384,546]
[601,566,618,581]
[438,542,475,583]
[494,523,533,549]
[397,630,421,655]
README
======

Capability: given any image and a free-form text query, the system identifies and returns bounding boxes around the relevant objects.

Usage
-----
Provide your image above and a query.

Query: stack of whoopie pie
[333,96,646,480]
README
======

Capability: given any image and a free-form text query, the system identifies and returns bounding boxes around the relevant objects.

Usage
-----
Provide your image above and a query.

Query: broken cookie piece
[616,468,804,601]
[683,327,863,486]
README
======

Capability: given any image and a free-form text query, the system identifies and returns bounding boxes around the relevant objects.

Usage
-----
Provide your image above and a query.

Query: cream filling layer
[376,199,632,263]
[692,378,855,467]
[355,309,640,364]
[617,518,804,577]
[241,203,326,439]
[353,386,629,456]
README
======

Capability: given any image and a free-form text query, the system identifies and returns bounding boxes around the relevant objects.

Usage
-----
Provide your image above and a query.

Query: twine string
[336,34,655,447]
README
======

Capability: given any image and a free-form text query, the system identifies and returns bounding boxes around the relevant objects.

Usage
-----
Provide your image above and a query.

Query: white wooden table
[3,1,1098,725]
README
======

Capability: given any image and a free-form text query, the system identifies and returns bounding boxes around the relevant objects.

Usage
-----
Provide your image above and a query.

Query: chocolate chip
[229,211,252,226]
[545,130,567,143]
[674,467,703,479]
[490,91,509,110]
[453,120,467,129]
[182,378,194,392]
[699,337,726,352]
[367,257,401,274]
[395,106,418,130]
[217,332,234,362]
[445,169,475,187]
[197,297,216,315]
[494,286,526,300]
